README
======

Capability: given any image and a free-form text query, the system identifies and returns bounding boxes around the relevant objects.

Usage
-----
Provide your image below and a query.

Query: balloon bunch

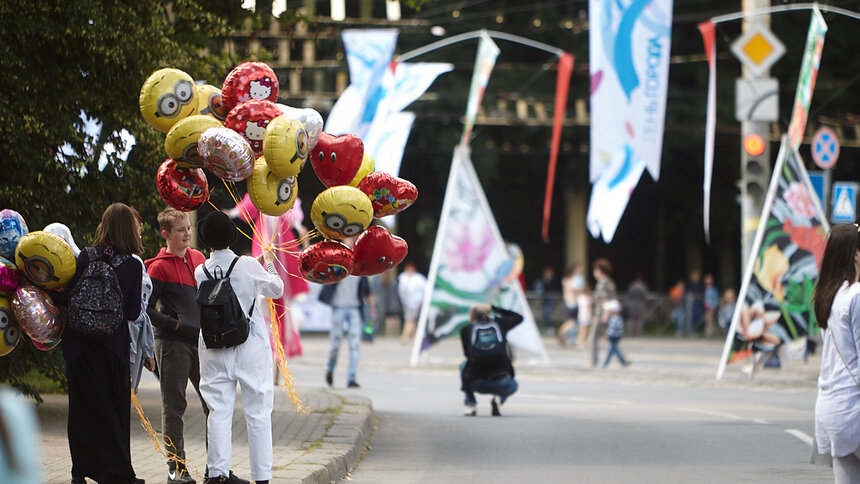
[0,209,75,356]
[139,62,418,285]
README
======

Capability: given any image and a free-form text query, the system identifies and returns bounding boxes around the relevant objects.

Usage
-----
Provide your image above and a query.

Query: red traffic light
[744,134,766,156]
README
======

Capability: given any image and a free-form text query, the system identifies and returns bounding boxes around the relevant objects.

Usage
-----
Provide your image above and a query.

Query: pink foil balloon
[12,284,63,344]
[0,257,20,293]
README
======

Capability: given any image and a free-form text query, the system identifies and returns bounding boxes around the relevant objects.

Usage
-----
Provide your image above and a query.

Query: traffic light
[741,123,771,206]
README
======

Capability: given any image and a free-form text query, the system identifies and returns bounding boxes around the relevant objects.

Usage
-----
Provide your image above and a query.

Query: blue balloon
[0,210,28,261]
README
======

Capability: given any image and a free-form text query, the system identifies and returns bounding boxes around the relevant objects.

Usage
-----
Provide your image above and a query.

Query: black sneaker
[224,471,249,484]
[325,371,333,387]
[347,380,360,388]
[168,465,195,484]
[491,397,501,417]
[71,478,85,484]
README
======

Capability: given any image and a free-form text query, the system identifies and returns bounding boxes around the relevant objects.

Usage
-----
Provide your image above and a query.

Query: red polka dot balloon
[224,100,282,158]
[221,62,279,112]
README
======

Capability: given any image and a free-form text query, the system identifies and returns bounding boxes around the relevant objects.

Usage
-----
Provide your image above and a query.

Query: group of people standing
[55,203,287,484]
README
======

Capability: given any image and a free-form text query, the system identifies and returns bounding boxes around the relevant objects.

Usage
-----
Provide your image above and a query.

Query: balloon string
[131,388,201,481]
[219,179,267,246]
[268,298,308,413]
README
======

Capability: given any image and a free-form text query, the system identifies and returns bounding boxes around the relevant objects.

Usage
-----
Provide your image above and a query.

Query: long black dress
[56,246,142,484]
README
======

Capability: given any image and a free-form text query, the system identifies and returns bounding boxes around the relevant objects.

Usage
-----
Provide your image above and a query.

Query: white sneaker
[463,405,477,416]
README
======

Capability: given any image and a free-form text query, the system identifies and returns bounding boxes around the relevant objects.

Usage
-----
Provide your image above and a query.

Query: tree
[0,0,247,401]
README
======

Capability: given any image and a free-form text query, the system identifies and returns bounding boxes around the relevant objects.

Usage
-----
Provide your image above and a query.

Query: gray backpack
[67,247,129,340]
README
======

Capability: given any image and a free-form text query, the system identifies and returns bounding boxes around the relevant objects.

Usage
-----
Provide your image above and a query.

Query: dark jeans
[603,336,627,367]
[460,361,518,406]
[154,338,209,468]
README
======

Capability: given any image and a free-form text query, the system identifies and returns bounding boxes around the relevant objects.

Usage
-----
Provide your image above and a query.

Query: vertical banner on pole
[461,31,500,145]
[541,52,574,244]
[699,20,717,243]
[717,137,829,380]
[787,7,828,150]
[410,145,549,367]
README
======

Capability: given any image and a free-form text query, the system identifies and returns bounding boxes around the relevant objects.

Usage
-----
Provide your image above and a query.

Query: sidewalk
[36,372,374,484]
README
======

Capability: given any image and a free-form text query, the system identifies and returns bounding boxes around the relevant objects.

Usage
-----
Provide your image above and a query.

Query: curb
[277,393,374,484]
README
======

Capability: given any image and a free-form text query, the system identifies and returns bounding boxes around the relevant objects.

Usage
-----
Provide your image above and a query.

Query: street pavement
[34,332,830,483]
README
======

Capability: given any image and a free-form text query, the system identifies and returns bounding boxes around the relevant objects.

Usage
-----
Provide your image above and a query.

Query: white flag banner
[586,145,647,243]
[588,0,673,182]
[410,144,549,366]
[364,111,416,176]
[384,62,454,115]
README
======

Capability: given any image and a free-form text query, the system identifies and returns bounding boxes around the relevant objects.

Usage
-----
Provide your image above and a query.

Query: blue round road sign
[812,126,840,169]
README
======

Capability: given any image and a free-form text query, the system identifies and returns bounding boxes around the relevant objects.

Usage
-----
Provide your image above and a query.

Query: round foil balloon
[0,294,20,356]
[156,159,209,212]
[351,226,408,276]
[299,241,354,285]
[0,257,20,293]
[198,127,255,182]
[357,171,418,218]
[12,284,63,345]
[347,153,375,187]
[222,62,279,112]
[224,100,282,158]
[246,157,298,216]
[165,115,223,169]
[0,209,28,261]
[263,115,309,178]
[277,104,324,151]
[139,68,196,133]
[193,84,228,121]
[310,186,373,240]
[15,231,76,290]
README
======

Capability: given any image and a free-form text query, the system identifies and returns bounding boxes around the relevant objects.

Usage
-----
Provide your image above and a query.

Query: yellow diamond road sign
[731,24,785,78]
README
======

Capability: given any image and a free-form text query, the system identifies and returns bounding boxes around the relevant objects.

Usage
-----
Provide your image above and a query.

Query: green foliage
[0,0,247,400]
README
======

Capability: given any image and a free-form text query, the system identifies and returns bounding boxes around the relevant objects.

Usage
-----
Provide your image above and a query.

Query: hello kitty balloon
[221,62,279,112]
[224,100,282,158]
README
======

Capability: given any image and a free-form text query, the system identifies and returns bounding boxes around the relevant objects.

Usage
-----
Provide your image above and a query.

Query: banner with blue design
[588,0,673,183]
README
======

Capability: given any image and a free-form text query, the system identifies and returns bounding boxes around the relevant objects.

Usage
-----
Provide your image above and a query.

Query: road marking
[785,429,813,447]
[518,392,633,405]
[674,407,770,425]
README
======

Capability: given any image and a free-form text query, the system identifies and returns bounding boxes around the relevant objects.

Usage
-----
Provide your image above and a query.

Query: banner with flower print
[717,138,828,380]
[409,144,548,366]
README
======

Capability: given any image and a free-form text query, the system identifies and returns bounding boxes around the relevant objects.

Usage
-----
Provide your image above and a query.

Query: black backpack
[196,257,252,349]
[67,247,130,340]
[469,321,506,363]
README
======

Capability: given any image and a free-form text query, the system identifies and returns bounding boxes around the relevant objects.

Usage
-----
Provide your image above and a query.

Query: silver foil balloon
[277,104,323,151]
[198,127,256,182]
[12,283,63,345]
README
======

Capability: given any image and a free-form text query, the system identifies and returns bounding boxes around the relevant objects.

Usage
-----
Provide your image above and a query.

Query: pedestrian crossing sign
[831,182,858,223]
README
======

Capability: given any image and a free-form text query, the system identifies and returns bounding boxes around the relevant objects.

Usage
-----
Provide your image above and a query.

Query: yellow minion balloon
[139,68,196,133]
[262,115,309,178]
[165,115,223,169]
[347,152,375,187]
[0,294,20,357]
[14,231,76,291]
[311,186,373,240]
[247,157,298,216]
[193,84,228,121]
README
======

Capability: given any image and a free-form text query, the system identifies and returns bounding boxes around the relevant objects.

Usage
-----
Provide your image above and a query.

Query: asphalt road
[289,334,832,484]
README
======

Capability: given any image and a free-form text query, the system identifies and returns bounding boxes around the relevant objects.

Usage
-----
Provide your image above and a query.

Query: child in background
[717,288,737,333]
[602,300,629,368]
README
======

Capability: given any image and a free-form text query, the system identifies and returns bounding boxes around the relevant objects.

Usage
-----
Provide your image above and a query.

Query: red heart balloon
[299,241,354,285]
[357,171,418,218]
[156,159,209,212]
[311,133,364,187]
[351,226,408,276]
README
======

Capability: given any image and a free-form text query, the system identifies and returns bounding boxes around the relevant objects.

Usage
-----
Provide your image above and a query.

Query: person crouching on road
[602,299,629,368]
[460,304,523,417]
[195,211,284,484]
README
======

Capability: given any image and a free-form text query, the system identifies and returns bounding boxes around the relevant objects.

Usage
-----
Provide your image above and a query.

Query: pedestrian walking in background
[320,254,376,388]
[589,258,616,367]
[460,304,523,417]
[533,265,559,335]
[602,300,629,368]
[703,274,720,338]
[397,261,426,345]
[669,280,686,337]
[625,274,649,337]
[194,211,283,484]
[146,208,209,484]
[575,288,592,349]
[813,224,860,483]
[53,203,144,484]
[128,207,155,393]
[685,271,704,335]
[717,288,737,334]
[557,263,585,346]
[377,268,402,337]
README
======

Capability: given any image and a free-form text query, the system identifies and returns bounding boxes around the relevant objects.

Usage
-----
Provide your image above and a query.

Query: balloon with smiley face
[351,226,408,276]
[193,84,228,121]
[310,186,373,240]
[0,294,20,357]
[156,159,209,212]
[165,115,223,169]
[263,115,310,178]
[298,240,354,285]
[247,156,298,216]
[0,209,28,261]
[139,68,196,133]
[15,231,76,291]
[311,133,365,188]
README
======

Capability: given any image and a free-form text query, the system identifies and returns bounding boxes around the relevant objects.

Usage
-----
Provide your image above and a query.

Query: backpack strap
[201,257,254,318]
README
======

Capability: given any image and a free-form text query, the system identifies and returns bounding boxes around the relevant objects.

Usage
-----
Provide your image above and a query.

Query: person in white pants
[194,211,284,484]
